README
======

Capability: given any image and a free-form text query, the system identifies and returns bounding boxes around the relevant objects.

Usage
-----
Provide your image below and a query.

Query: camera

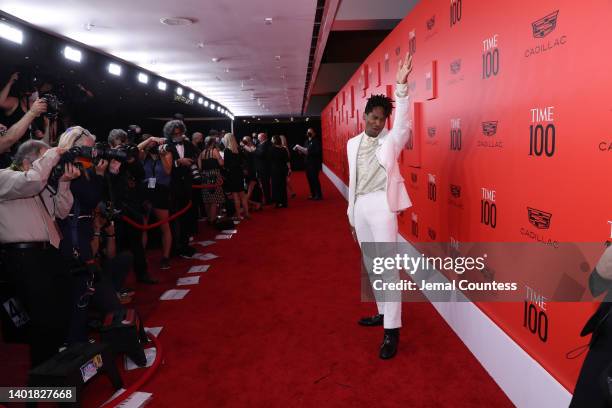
[96,201,122,222]
[147,144,169,155]
[47,144,130,191]
[40,93,62,119]
[118,144,140,161]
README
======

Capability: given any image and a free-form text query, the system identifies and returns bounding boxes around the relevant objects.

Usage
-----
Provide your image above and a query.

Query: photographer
[163,120,198,258]
[0,98,48,168]
[0,140,79,367]
[0,72,49,141]
[55,127,124,342]
[138,135,173,270]
[107,129,157,284]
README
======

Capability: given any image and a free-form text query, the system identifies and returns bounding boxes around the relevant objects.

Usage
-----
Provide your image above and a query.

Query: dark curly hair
[365,94,393,118]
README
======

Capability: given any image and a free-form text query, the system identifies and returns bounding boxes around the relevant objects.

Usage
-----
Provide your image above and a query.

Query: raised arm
[0,72,19,110]
[0,147,63,201]
[0,99,47,153]
[388,53,413,151]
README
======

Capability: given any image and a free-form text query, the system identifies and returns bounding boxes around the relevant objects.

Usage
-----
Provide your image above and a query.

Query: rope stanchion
[121,201,192,231]
[100,332,162,408]
[120,179,222,231]
[191,180,223,189]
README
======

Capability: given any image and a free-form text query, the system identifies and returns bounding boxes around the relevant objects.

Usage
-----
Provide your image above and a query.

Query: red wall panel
[322,0,612,391]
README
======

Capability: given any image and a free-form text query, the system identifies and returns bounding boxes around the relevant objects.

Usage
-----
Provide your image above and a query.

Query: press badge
[147,178,156,189]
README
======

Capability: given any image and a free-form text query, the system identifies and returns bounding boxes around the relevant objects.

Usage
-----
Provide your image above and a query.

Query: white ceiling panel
[0,0,318,116]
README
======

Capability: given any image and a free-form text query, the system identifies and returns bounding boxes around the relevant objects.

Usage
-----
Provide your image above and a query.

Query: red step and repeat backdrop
[322,0,612,391]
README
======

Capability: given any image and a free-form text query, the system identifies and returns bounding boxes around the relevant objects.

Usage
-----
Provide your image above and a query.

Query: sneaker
[160,257,170,270]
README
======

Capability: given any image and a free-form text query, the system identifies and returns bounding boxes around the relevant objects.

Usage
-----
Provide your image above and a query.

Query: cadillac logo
[427,127,436,138]
[450,184,461,198]
[427,15,436,30]
[482,121,499,136]
[450,59,462,74]
[532,10,559,38]
[527,207,552,229]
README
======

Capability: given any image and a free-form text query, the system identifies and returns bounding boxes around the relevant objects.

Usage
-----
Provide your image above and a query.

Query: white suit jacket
[346,86,412,227]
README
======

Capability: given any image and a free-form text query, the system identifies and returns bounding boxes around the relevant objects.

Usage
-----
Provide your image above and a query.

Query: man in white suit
[347,53,413,359]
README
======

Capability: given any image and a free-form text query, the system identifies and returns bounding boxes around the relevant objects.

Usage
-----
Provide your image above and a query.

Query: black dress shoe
[380,329,399,359]
[178,246,197,258]
[358,314,384,326]
[138,276,159,285]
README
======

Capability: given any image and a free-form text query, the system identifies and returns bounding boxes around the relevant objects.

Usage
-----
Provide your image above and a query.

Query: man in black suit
[295,128,323,200]
[254,132,272,205]
[571,242,612,407]
[163,120,198,258]
[304,128,323,200]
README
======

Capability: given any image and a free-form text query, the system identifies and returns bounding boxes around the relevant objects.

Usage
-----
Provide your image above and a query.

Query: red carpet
[0,172,513,407]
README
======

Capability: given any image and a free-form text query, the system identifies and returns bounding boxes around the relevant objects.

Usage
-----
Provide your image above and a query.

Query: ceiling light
[264,17,273,25]
[196,42,205,48]
[210,103,215,109]
[204,101,209,107]
[225,68,230,73]
[275,55,281,60]
[160,17,196,26]
[108,63,122,76]
[188,92,195,100]
[176,87,183,95]
[305,117,310,122]
[157,81,167,91]
[63,46,82,62]
[198,97,203,104]
[137,73,149,84]
[211,57,220,62]
[0,22,23,44]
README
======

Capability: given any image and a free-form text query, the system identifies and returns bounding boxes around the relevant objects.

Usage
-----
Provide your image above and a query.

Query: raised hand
[396,52,413,85]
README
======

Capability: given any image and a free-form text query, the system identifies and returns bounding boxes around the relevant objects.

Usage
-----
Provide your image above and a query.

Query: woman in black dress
[198,136,225,225]
[222,133,250,219]
[270,135,289,208]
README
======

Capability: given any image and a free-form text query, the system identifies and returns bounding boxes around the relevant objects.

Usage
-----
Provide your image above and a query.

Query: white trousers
[354,190,402,329]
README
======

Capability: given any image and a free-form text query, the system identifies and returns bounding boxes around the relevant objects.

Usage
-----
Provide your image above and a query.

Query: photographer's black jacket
[57,168,105,262]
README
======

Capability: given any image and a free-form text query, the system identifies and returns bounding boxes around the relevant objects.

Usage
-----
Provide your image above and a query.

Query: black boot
[358,314,384,326]
[380,328,399,359]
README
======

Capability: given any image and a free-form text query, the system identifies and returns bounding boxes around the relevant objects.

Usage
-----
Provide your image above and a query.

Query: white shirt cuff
[395,83,409,98]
